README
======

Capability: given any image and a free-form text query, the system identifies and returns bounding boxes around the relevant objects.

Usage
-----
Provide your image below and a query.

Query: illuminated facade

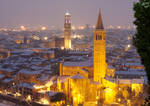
[57,10,145,105]
[64,12,71,49]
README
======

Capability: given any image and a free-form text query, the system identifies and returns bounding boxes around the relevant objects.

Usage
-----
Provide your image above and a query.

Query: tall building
[64,12,71,49]
[94,11,107,82]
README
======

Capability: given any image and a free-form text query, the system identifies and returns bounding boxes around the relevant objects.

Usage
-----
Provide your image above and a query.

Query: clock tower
[94,10,107,82]
[64,12,71,49]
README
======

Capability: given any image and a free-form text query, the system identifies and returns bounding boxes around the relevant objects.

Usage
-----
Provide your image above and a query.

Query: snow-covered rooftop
[2,78,13,83]
[17,82,35,89]
[63,60,92,67]
[0,74,5,79]
[19,69,41,75]
[115,70,146,76]
[71,74,85,79]
[105,77,145,84]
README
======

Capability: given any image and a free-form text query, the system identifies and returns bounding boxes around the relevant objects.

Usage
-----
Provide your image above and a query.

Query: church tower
[64,12,71,49]
[94,10,107,82]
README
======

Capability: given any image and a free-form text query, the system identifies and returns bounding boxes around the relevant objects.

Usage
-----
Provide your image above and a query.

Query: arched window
[103,36,106,40]
[96,35,102,40]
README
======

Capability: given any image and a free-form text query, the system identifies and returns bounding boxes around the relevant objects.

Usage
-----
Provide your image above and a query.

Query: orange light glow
[41,26,46,31]
[20,25,26,31]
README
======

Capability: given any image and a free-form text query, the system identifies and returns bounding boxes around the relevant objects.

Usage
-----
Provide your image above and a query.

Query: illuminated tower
[94,10,107,82]
[64,12,71,49]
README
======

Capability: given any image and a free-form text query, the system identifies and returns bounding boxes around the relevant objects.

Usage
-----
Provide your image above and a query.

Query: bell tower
[64,11,71,49]
[94,10,107,82]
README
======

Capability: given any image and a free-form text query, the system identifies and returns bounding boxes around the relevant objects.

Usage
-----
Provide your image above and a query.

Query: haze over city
[0,0,138,28]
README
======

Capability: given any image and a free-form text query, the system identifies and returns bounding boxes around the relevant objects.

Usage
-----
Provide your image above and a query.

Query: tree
[133,0,150,105]
[133,0,150,85]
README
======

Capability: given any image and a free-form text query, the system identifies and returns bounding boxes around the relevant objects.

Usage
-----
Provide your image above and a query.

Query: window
[103,36,106,40]
[96,35,102,40]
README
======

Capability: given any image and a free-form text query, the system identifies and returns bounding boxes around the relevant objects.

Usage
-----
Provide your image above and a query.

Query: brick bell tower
[94,10,107,82]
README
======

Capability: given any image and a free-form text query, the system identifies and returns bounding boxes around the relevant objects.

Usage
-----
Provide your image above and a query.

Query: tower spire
[96,9,104,29]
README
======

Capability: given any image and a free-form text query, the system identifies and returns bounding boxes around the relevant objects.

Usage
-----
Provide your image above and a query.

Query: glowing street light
[117,26,121,29]
[33,36,40,40]
[72,26,76,30]
[74,97,77,101]
[20,25,26,31]
[26,95,31,101]
[79,26,84,30]
[128,36,131,40]
[61,46,64,50]
[95,101,98,104]
[38,98,49,105]
[118,98,121,102]
[41,26,46,31]
[96,96,99,99]
[127,44,131,48]
[44,37,48,40]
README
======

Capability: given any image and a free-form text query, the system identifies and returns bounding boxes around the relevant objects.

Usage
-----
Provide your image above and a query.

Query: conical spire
[96,10,104,29]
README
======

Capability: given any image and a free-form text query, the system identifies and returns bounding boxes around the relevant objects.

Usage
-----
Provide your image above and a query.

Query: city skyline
[0,0,138,28]
[0,2,148,105]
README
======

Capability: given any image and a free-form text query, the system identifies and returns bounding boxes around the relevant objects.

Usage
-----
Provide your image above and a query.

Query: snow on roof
[65,55,85,59]
[31,61,42,65]
[58,76,70,83]
[63,60,92,67]
[21,51,34,56]
[144,76,148,84]
[0,67,15,73]
[39,51,54,54]
[31,65,42,70]
[125,58,141,62]
[38,74,49,81]
[43,65,51,70]
[68,51,90,55]
[2,78,13,83]
[44,70,52,74]
[0,67,5,71]
[124,62,143,66]
[10,50,33,54]
[0,102,14,106]
[0,74,5,79]
[117,78,144,84]
[108,65,115,69]
[30,48,50,50]
[19,69,41,75]
[115,70,146,76]
[105,77,145,84]
[17,82,34,89]
[71,74,85,79]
